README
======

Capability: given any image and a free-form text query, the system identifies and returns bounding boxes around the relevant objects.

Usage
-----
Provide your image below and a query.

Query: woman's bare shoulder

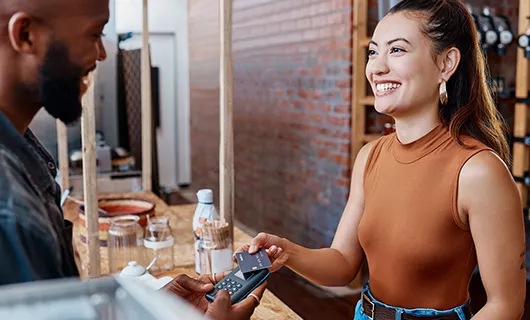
[459,150,519,213]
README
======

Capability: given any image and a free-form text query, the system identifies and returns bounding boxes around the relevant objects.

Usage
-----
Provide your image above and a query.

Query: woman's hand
[235,233,289,273]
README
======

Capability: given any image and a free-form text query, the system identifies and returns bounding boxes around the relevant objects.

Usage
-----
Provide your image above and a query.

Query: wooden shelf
[360,96,375,105]
[512,0,530,206]
[360,37,371,47]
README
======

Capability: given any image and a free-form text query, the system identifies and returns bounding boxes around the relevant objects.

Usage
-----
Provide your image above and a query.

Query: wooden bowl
[78,198,155,247]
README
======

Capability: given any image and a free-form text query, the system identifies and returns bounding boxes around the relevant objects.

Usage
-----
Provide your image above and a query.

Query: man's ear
[8,13,37,53]
[439,47,461,83]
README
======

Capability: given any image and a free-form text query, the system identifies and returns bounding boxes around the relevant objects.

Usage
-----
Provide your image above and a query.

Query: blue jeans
[354,284,472,320]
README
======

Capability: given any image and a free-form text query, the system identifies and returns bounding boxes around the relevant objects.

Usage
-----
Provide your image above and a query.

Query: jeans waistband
[361,283,472,319]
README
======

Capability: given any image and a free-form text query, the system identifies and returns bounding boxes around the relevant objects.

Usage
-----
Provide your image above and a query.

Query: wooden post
[141,0,153,192]
[348,0,369,289]
[56,120,69,191]
[513,0,530,210]
[351,0,369,162]
[219,0,234,241]
[81,73,101,278]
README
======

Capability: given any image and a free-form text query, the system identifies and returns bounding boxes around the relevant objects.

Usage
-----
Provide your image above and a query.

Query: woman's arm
[250,140,376,286]
[459,151,526,319]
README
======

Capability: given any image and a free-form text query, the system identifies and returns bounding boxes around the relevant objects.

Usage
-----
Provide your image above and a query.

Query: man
[0,0,265,318]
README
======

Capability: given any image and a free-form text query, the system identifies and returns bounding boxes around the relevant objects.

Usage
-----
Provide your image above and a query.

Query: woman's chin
[374,102,397,116]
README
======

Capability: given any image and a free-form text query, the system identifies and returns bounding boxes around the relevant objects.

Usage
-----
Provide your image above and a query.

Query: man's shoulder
[0,147,55,238]
[0,146,37,197]
[0,144,25,170]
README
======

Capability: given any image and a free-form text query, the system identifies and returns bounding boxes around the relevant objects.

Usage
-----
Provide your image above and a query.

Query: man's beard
[37,41,84,125]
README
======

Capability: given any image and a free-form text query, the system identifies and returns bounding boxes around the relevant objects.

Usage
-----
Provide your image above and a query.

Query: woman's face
[365,12,443,118]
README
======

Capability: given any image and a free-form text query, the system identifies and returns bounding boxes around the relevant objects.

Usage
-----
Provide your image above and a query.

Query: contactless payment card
[235,248,272,275]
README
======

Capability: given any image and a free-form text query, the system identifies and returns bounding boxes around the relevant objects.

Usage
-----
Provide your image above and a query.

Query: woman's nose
[371,55,390,75]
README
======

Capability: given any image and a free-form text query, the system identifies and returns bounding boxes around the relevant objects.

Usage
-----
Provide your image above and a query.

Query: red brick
[318,102,331,112]
[335,79,350,89]
[334,104,350,114]
[317,149,328,159]
[298,89,310,100]
[337,178,350,188]
[342,89,351,102]
[341,143,350,153]
[327,115,349,127]
[311,65,325,77]
[311,90,323,100]
[306,101,317,111]
[333,154,350,166]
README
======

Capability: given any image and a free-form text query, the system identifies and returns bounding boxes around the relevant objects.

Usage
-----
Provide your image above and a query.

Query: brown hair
[390,0,511,165]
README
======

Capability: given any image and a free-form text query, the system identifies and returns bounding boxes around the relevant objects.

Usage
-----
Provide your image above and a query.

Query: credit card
[235,248,272,275]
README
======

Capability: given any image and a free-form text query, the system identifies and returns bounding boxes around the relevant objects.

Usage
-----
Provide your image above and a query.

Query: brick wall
[188,0,521,248]
[189,0,353,248]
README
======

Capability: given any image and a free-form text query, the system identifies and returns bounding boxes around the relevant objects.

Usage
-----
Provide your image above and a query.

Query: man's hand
[205,281,267,320]
[163,272,229,312]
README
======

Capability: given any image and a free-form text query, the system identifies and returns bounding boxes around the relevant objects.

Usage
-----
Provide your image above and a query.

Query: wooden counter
[63,191,301,320]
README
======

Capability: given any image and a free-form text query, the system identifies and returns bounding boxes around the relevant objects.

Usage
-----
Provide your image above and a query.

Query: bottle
[193,189,219,274]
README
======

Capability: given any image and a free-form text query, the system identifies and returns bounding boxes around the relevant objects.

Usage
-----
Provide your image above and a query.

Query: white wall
[174,0,192,187]
[120,34,178,188]
[116,0,191,187]
[96,0,119,148]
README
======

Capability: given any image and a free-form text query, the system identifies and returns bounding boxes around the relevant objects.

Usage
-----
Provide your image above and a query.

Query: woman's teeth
[376,83,401,92]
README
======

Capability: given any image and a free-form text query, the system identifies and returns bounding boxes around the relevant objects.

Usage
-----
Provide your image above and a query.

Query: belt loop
[395,309,403,320]
[455,307,467,320]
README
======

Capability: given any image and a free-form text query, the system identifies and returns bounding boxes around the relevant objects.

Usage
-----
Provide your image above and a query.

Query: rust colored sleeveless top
[357,124,491,309]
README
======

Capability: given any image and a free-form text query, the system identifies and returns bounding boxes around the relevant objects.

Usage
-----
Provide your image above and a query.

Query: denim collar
[0,110,56,194]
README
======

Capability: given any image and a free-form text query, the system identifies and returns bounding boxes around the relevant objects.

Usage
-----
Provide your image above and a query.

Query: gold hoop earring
[439,80,448,105]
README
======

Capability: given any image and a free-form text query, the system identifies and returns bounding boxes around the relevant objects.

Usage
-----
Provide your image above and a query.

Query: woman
[237,0,526,319]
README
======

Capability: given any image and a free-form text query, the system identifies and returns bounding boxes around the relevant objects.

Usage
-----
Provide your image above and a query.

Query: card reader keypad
[216,278,243,295]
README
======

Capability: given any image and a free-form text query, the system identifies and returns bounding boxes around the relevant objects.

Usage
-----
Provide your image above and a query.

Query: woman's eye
[368,49,377,57]
[390,47,405,53]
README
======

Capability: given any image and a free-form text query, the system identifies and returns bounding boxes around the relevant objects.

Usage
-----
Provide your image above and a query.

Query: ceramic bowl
[78,198,155,247]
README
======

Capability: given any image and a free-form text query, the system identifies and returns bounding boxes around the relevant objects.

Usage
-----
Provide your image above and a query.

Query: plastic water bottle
[193,189,219,274]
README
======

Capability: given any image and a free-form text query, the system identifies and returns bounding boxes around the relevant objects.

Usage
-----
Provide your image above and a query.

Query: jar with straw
[198,220,233,274]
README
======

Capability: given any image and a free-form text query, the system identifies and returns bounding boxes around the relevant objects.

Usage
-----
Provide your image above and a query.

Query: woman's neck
[393,107,441,144]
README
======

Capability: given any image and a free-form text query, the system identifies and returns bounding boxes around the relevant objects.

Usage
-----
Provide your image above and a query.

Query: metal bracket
[513,136,530,145]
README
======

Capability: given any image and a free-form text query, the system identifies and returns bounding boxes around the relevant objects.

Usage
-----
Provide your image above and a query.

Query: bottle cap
[197,189,213,204]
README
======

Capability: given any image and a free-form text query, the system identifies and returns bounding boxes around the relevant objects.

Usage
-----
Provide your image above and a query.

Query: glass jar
[199,221,233,275]
[144,216,175,273]
[108,215,145,273]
